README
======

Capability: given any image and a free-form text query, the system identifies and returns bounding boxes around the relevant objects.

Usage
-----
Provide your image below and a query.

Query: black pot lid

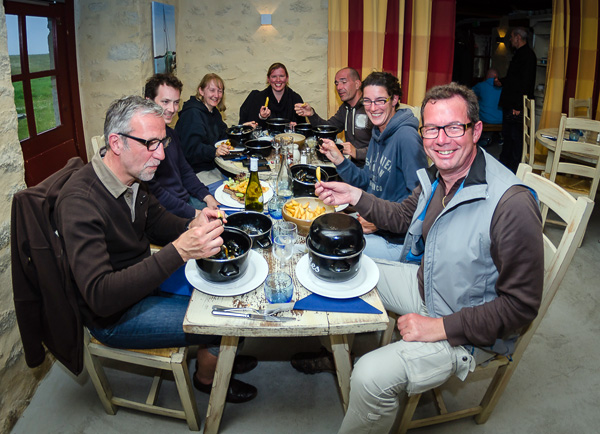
[309,213,364,256]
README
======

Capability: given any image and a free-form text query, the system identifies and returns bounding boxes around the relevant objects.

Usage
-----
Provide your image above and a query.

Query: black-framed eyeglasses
[363,96,391,107]
[118,133,171,151]
[419,123,473,139]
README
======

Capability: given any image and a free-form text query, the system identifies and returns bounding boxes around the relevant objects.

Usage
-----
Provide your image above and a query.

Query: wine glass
[272,221,298,265]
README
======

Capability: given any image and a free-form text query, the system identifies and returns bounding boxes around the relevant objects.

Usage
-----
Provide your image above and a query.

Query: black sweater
[175,96,228,172]
[239,86,306,128]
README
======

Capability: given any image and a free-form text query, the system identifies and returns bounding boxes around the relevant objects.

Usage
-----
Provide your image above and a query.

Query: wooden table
[536,128,599,167]
[183,245,389,434]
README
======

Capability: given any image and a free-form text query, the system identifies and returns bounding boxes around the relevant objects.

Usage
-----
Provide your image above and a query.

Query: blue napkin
[160,265,194,297]
[294,293,382,314]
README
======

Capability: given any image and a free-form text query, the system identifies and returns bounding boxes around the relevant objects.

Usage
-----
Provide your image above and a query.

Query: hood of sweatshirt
[372,108,419,145]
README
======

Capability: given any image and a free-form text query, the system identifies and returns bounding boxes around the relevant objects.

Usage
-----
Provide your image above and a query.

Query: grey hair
[420,82,480,124]
[512,27,528,41]
[103,95,164,147]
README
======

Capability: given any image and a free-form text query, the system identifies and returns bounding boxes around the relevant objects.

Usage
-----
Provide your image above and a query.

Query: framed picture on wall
[152,2,176,74]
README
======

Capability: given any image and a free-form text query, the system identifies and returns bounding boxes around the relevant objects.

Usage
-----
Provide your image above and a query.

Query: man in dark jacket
[496,27,537,173]
[295,67,372,166]
[144,74,219,218]
[55,96,257,403]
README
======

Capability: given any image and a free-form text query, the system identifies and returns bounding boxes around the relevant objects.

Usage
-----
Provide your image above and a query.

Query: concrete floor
[12,149,600,433]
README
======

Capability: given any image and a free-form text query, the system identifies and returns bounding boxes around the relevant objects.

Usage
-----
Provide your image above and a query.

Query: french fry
[284,199,329,222]
[316,166,321,182]
[265,97,269,107]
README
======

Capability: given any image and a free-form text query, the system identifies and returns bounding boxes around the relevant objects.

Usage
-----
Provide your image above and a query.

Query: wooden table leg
[203,335,239,434]
[330,334,352,412]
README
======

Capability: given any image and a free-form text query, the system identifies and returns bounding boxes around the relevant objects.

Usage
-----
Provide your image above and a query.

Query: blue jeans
[363,233,404,261]
[88,292,220,353]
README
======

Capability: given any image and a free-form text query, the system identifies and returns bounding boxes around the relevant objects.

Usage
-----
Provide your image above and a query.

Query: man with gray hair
[56,96,257,403]
[495,27,537,172]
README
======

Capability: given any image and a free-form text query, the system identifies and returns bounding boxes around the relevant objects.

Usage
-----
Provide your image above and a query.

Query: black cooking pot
[196,227,252,282]
[316,140,344,162]
[225,211,272,249]
[306,235,365,282]
[244,139,273,158]
[227,125,254,146]
[290,164,329,197]
[313,125,340,141]
[266,118,290,134]
[295,123,314,137]
[308,213,364,256]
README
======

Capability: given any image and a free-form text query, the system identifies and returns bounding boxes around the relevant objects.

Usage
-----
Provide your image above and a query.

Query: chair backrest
[398,103,421,122]
[548,114,600,201]
[522,95,536,165]
[568,97,592,119]
[91,135,105,154]
[514,164,593,361]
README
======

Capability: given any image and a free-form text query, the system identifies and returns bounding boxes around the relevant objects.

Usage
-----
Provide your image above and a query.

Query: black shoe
[193,375,257,403]
[291,347,338,375]
[195,355,257,376]
[232,355,258,374]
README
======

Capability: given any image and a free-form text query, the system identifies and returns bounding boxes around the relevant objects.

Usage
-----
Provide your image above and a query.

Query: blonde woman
[176,74,255,173]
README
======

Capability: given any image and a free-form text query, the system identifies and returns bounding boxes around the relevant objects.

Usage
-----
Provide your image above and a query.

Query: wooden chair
[568,97,592,119]
[91,135,105,154]
[542,114,600,243]
[83,329,201,430]
[383,164,593,434]
[521,95,545,171]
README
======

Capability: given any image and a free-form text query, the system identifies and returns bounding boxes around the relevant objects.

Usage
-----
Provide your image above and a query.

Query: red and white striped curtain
[327,0,455,117]
[540,0,599,129]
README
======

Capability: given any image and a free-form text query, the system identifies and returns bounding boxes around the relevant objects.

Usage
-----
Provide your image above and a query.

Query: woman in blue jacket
[319,72,428,260]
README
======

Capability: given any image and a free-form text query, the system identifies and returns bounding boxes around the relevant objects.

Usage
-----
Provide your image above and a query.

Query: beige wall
[76,0,330,159]
[0,1,328,432]
[0,5,52,434]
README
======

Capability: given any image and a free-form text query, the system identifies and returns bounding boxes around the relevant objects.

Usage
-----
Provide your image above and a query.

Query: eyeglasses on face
[419,122,473,139]
[118,133,171,151]
[363,96,391,107]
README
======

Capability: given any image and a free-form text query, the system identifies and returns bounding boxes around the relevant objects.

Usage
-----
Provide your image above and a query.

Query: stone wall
[0,1,329,432]
[76,0,329,158]
[0,5,52,434]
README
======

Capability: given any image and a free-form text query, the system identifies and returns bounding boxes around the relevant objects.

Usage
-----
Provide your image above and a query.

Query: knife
[213,302,296,315]
[211,309,295,322]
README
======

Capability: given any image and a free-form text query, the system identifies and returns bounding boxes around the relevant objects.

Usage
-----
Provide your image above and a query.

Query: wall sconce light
[496,36,504,45]
[261,14,272,26]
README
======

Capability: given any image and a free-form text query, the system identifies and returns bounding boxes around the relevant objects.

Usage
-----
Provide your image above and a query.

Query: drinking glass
[272,221,298,264]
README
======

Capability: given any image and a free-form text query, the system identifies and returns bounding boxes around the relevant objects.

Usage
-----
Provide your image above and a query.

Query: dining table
[535,127,599,167]
[183,237,389,434]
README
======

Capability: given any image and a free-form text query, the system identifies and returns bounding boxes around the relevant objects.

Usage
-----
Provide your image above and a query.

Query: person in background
[144,73,219,218]
[473,68,502,125]
[294,67,372,166]
[472,68,503,147]
[315,83,543,433]
[495,27,537,173]
[176,73,254,175]
[56,96,258,404]
[239,62,306,128]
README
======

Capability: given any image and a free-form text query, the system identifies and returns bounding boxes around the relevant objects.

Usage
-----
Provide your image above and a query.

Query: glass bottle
[276,151,293,200]
[245,156,264,212]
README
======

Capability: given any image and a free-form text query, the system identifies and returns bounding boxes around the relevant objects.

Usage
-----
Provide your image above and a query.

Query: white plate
[214,181,273,208]
[185,250,268,297]
[295,254,379,299]
[215,139,244,152]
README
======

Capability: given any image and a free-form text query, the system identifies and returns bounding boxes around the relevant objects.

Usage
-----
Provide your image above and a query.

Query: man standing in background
[495,27,537,173]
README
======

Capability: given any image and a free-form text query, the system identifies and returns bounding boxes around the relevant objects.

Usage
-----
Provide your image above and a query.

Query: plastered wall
[0,1,329,432]
[76,0,330,159]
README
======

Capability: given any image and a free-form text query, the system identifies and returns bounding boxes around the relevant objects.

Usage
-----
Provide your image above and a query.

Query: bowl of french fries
[282,197,336,236]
